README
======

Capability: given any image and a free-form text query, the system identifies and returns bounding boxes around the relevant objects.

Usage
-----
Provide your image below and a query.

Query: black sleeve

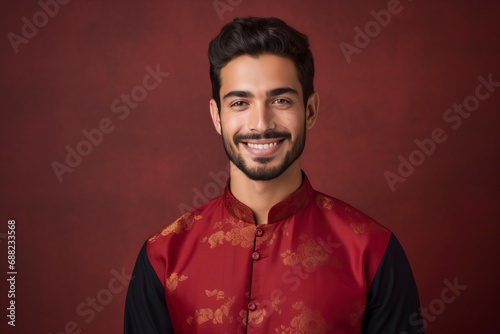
[362,233,424,334]
[124,242,175,334]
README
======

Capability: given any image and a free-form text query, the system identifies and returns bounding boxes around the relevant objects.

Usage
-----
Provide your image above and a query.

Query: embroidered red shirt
[125,174,423,334]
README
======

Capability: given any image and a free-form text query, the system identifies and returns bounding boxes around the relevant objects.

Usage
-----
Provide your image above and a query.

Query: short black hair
[208,17,314,111]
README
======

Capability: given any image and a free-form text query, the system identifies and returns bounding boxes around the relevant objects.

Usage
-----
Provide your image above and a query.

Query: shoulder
[311,190,394,283]
[312,191,391,239]
[144,195,224,281]
[147,211,203,244]
[146,195,224,252]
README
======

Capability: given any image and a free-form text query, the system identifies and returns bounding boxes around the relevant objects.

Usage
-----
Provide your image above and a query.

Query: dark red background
[1,0,499,333]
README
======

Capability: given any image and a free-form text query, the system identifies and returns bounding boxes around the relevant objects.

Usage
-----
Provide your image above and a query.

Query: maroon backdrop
[1,0,499,333]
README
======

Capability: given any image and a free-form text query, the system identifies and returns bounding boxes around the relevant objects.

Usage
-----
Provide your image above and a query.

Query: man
[125,17,423,334]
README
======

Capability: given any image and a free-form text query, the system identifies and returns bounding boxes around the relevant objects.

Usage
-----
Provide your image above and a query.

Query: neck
[229,161,303,225]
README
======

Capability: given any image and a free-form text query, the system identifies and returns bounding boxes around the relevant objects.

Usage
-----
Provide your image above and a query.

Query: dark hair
[208,17,314,111]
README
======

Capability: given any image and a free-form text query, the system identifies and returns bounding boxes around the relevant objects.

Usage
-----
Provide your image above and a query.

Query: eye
[272,98,290,105]
[230,100,248,108]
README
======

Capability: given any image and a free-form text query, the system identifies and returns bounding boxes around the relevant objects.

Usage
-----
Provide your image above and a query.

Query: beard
[221,126,306,181]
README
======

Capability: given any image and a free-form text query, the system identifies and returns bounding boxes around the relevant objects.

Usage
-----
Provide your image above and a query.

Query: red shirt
[125,174,423,333]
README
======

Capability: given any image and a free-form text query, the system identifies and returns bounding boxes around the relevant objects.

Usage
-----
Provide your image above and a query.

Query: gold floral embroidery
[195,308,214,324]
[238,293,283,327]
[225,224,256,248]
[204,230,226,248]
[281,235,336,270]
[315,195,334,210]
[148,213,202,243]
[202,217,275,249]
[270,295,283,314]
[239,308,268,326]
[165,273,188,295]
[195,297,236,325]
[350,221,387,235]
[280,222,291,237]
[276,303,329,334]
[205,289,225,300]
[187,291,236,325]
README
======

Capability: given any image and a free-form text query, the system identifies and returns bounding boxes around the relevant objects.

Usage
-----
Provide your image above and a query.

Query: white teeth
[247,141,278,150]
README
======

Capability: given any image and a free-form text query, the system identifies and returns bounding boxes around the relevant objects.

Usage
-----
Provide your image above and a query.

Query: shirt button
[248,302,257,311]
[255,228,264,237]
[251,252,260,260]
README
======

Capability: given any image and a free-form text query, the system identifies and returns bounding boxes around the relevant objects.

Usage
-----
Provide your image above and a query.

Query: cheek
[280,114,305,136]
[221,113,245,135]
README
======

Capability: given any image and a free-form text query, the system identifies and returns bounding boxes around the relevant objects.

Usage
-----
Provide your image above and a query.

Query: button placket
[246,227,266,324]
[251,228,264,261]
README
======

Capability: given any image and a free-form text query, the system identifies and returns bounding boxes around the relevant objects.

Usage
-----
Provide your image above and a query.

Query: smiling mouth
[241,138,285,148]
[246,140,282,150]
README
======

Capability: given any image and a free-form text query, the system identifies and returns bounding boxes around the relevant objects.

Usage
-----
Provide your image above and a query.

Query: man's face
[210,54,318,181]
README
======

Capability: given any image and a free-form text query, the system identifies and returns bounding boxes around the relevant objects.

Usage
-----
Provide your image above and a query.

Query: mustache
[234,130,291,143]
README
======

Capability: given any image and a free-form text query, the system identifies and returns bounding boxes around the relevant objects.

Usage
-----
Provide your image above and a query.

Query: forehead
[219,54,302,96]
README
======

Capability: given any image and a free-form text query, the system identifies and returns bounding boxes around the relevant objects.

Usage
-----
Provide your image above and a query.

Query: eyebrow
[222,87,299,100]
[268,87,298,97]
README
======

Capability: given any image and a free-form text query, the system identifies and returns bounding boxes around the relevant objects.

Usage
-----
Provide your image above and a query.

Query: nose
[247,102,275,133]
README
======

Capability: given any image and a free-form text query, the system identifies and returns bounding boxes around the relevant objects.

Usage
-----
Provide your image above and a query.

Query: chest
[162,219,369,333]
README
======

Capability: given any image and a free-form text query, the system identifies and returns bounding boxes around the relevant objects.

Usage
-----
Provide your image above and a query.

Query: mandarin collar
[223,172,315,224]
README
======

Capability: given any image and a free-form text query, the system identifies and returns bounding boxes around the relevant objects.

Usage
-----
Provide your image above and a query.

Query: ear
[210,99,222,135]
[305,92,319,129]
